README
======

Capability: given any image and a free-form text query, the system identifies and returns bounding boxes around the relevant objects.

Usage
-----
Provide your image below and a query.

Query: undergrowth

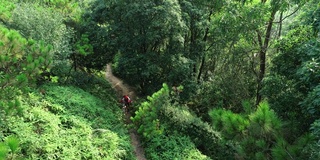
[132,83,231,159]
[3,78,135,159]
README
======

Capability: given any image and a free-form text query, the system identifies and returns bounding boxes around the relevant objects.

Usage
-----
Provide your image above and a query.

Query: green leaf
[0,143,8,159]
[16,74,27,83]
[5,136,19,153]
[27,54,33,63]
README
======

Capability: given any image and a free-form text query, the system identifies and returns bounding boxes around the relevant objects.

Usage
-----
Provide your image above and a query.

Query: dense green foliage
[1,2,55,156]
[210,102,313,159]
[0,0,134,159]
[0,0,52,116]
[1,0,320,159]
[1,75,135,159]
[132,84,214,159]
[0,25,51,129]
[25,84,132,159]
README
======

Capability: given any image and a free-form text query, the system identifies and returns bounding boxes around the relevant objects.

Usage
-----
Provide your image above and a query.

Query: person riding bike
[120,95,132,113]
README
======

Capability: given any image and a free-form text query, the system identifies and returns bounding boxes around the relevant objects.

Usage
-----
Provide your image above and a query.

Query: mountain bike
[122,102,130,114]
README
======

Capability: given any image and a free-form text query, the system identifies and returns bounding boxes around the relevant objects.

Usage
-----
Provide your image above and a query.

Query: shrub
[4,84,135,159]
[0,25,52,159]
[132,83,232,159]
[210,108,249,140]
[0,25,51,104]
[131,83,169,140]
[161,104,233,159]
[145,134,210,160]
[307,119,320,159]
[210,101,313,159]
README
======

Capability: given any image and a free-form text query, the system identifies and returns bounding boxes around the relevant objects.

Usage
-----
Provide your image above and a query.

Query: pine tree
[0,25,51,159]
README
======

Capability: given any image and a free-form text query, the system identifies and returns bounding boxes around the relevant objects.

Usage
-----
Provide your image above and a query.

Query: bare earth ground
[105,64,147,160]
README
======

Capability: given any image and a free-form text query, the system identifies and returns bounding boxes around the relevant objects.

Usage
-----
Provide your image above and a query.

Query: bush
[161,105,233,159]
[307,120,320,159]
[132,83,232,159]
[4,84,135,159]
[145,134,210,160]
[0,25,51,101]
[210,101,313,159]
[41,84,123,132]
[0,25,52,159]
[131,84,169,141]
[210,108,249,140]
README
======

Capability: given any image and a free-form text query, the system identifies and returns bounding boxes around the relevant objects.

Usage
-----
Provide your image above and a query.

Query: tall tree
[178,0,221,82]
[204,0,307,106]
[88,0,188,94]
[187,0,309,116]
[262,0,320,137]
[255,0,307,104]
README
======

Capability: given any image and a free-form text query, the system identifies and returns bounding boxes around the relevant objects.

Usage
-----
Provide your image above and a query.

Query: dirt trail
[105,64,146,160]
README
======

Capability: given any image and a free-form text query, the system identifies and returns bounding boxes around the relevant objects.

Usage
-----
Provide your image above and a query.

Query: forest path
[105,64,146,160]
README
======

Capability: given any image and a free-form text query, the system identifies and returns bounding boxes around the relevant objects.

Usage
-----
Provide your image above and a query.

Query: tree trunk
[72,53,78,71]
[197,55,206,82]
[197,10,213,83]
[256,10,277,105]
[278,11,283,38]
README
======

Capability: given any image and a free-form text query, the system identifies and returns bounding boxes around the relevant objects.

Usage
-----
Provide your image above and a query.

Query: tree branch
[273,6,301,24]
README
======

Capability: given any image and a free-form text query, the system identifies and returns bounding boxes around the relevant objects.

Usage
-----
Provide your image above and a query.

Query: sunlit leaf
[5,136,19,153]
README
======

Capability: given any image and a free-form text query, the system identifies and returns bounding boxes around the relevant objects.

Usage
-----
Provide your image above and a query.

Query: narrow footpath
[105,64,147,160]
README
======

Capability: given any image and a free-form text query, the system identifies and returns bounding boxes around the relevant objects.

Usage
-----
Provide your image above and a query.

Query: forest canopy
[0,0,319,159]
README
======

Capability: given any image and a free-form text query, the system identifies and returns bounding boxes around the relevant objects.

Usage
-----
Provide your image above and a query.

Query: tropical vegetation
[0,0,319,159]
